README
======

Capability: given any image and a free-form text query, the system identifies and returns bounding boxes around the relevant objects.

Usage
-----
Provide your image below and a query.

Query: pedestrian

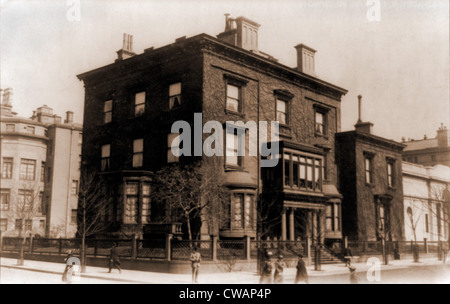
[344,246,353,267]
[190,246,201,284]
[443,241,449,264]
[274,255,286,284]
[348,265,359,284]
[108,242,122,274]
[62,250,74,283]
[294,255,309,284]
[259,253,273,284]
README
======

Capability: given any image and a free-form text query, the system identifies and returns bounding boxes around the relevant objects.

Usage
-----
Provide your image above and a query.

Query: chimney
[116,33,136,61]
[2,88,13,106]
[217,15,260,52]
[295,44,316,76]
[65,111,74,124]
[54,115,62,124]
[437,123,449,147]
[354,95,373,134]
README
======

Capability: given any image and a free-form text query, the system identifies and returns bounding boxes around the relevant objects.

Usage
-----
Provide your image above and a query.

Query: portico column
[281,208,287,241]
[289,208,295,241]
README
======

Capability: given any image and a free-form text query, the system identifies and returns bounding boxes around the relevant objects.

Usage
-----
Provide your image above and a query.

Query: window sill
[225,109,246,118]
[225,165,245,172]
[365,183,375,188]
[315,133,329,140]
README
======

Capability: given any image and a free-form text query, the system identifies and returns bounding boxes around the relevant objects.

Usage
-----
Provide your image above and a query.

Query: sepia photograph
[0,0,449,290]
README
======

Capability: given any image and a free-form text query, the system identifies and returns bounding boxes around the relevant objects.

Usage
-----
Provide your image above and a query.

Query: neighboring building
[402,162,450,243]
[402,124,450,167]
[0,89,82,238]
[336,96,405,242]
[77,15,347,242]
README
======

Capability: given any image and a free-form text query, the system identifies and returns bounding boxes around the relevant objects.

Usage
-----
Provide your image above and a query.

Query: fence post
[306,237,311,258]
[59,238,63,255]
[245,236,251,261]
[381,239,388,265]
[165,233,172,261]
[211,235,217,262]
[131,235,137,259]
[424,238,428,254]
[29,235,34,253]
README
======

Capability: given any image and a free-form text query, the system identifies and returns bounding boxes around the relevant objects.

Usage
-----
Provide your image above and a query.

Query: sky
[1,0,449,142]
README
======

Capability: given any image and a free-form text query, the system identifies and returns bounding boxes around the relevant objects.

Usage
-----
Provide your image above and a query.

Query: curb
[0,264,149,284]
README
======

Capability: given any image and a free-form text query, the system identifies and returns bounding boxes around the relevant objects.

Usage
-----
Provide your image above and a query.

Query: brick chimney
[295,44,316,76]
[354,95,373,134]
[116,33,136,61]
[65,111,74,124]
[437,123,449,147]
[217,15,260,52]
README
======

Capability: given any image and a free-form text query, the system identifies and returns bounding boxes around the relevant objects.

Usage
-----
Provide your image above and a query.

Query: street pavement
[0,256,449,284]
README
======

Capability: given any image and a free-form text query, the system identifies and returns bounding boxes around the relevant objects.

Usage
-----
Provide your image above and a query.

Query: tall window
[15,219,22,231]
[169,82,182,109]
[425,214,430,233]
[284,153,322,191]
[71,209,78,224]
[378,204,387,234]
[0,189,10,211]
[71,180,78,195]
[103,100,113,124]
[226,130,243,167]
[101,144,111,171]
[364,155,373,184]
[276,98,288,125]
[125,182,139,224]
[20,159,36,180]
[315,110,327,136]
[2,157,13,179]
[41,162,45,182]
[0,219,7,232]
[132,139,144,168]
[231,193,254,229]
[326,204,340,232]
[167,133,180,163]
[39,220,45,231]
[134,92,146,116]
[437,204,442,236]
[18,190,33,212]
[387,160,395,187]
[38,192,43,213]
[25,219,32,232]
[226,84,241,112]
[142,182,151,224]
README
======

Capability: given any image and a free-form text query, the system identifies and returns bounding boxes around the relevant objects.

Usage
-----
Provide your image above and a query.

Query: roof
[403,138,439,151]
[77,33,348,97]
[402,162,450,183]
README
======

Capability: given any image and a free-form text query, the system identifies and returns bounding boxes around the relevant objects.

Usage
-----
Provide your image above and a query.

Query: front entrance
[280,204,326,244]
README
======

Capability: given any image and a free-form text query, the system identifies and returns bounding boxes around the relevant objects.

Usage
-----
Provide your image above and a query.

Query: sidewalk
[0,256,447,284]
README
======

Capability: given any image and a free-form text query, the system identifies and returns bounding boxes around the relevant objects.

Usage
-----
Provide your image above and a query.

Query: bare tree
[405,203,422,243]
[9,181,43,265]
[152,159,229,241]
[429,184,450,243]
[76,168,110,272]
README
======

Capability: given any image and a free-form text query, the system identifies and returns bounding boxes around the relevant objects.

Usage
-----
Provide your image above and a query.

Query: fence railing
[1,236,447,263]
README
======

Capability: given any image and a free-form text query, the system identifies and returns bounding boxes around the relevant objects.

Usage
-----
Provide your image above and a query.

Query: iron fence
[137,239,166,259]
[171,240,213,261]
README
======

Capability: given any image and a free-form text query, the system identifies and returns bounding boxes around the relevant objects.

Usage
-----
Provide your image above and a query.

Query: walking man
[108,243,122,274]
[190,246,201,284]
[274,255,286,284]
